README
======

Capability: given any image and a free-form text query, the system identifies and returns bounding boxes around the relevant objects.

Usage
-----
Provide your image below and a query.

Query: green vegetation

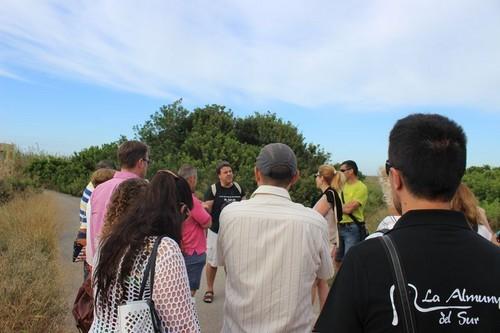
[364,176,386,233]
[27,100,330,204]
[463,166,500,231]
[0,146,41,205]
[25,141,121,196]
[20,101,500,232]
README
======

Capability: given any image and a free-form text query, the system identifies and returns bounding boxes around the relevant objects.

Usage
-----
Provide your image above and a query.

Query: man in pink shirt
[86,141,149,266]
[178,164,212,297]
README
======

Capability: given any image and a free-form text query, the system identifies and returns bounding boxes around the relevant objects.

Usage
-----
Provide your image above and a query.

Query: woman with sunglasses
[311,165,345,309]
[91,170,200,332]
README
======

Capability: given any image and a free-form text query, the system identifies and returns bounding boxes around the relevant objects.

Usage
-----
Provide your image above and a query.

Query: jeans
[183,252,207,290]
[335,223,362,262]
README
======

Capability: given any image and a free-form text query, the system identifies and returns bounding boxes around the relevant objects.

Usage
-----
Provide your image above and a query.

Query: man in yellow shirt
[335,160,368,270]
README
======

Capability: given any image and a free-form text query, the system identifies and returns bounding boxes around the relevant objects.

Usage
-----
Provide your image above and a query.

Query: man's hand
[342,201,360,214]
[331,244,337,260]
[203,200,214,213]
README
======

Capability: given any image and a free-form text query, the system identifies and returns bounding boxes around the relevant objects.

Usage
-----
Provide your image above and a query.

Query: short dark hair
[216,161,232,175]
[389,113,466,201]
[341,160,358,176]
[117,141,149,169]
[261,165,294,188]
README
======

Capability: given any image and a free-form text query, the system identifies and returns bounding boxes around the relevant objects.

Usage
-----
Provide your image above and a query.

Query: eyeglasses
[142,158,151,164]
[385,160,393,176]
[339,168,351,173]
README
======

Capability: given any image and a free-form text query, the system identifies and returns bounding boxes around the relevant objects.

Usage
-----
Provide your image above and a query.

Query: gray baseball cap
[256,143,297,179]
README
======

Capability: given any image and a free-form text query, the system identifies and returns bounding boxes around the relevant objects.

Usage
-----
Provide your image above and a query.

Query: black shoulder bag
[379,235,417,333]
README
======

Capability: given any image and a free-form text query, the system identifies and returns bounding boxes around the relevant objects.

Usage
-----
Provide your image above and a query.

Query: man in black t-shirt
[315,114,500,332]
[202,161,245,303]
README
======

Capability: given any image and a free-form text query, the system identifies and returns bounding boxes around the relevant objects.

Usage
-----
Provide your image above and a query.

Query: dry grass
[0,193,66,333]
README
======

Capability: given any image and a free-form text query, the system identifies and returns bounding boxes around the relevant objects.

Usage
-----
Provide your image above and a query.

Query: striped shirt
[217,185,333,333]
[79,182,94,228]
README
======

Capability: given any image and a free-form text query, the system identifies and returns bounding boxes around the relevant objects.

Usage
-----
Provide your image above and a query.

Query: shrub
[0,179,13,205]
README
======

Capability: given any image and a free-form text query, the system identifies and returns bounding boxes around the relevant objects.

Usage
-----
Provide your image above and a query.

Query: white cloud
[1,0,499,110]
[0,67,25,81]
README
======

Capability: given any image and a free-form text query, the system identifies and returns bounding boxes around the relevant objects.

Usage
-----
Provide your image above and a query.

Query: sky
[1,0,500,175]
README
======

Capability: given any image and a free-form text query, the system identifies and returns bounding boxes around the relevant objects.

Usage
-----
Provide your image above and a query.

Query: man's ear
[288,169,300,189]
[254,167,262,185]
[390,168,403,190]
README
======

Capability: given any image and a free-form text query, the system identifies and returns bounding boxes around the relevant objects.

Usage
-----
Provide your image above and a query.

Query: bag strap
[233,181,242,195]
[139,236,164,300]
[325,188,342,223]
[213,182,242,196]
[340,191,361,223]
[379,235,416,333]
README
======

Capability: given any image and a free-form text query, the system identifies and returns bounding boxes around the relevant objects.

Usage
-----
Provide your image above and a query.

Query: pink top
[181,194,211,255]
[87,170,140,264]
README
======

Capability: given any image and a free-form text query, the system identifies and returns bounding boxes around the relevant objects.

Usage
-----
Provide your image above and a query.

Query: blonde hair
[318,164,346,191]
[451,183,480,226]
[378,166,393,208]
[101,178,149,239]
[90,168,116,187]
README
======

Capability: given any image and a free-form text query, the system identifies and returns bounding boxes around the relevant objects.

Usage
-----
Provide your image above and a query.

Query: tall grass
[0,193,66,332]
[364,176,387,233]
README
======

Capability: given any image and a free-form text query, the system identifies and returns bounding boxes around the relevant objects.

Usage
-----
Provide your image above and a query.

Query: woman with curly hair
[90,170,200,332]
[100,178,149,239]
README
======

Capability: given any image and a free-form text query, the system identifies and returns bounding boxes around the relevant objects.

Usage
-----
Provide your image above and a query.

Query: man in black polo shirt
[315,114,500,332]
[202,161,245,303]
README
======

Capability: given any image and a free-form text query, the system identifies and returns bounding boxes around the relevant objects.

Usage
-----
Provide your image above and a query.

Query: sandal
[203,291,214,303]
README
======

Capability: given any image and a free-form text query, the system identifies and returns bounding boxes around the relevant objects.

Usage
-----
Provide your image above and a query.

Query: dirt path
[49,190,226,332]
[47,190,82,332]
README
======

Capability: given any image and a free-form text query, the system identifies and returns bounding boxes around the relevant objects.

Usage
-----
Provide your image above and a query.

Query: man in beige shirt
[217,143,333,333]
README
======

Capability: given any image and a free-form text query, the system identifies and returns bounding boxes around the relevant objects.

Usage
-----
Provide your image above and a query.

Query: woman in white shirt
[91,170,200,332]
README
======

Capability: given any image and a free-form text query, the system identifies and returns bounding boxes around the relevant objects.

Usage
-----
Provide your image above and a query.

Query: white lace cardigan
[90,236,200,332]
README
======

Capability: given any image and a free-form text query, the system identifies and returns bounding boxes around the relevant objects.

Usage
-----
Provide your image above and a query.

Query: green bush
[463,166,500,231]
[26,141,120,196]
[0,179,13,205]
[0,175,40,205]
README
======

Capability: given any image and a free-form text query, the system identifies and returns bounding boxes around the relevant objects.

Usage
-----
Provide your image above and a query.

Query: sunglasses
[142,158,151,164]
[385,160,393,176]
[339,168,351,173]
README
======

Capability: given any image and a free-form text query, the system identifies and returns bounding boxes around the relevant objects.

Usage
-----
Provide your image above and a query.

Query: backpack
[211,182,242,197]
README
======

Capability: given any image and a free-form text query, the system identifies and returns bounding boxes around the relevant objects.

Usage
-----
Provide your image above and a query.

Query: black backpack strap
[325,188,343,222]
[379,235,416,333]
[139,235,165,300]
[340,191,361,223]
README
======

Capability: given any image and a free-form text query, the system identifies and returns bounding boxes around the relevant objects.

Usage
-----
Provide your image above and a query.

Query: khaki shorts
[206,229,218,267]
